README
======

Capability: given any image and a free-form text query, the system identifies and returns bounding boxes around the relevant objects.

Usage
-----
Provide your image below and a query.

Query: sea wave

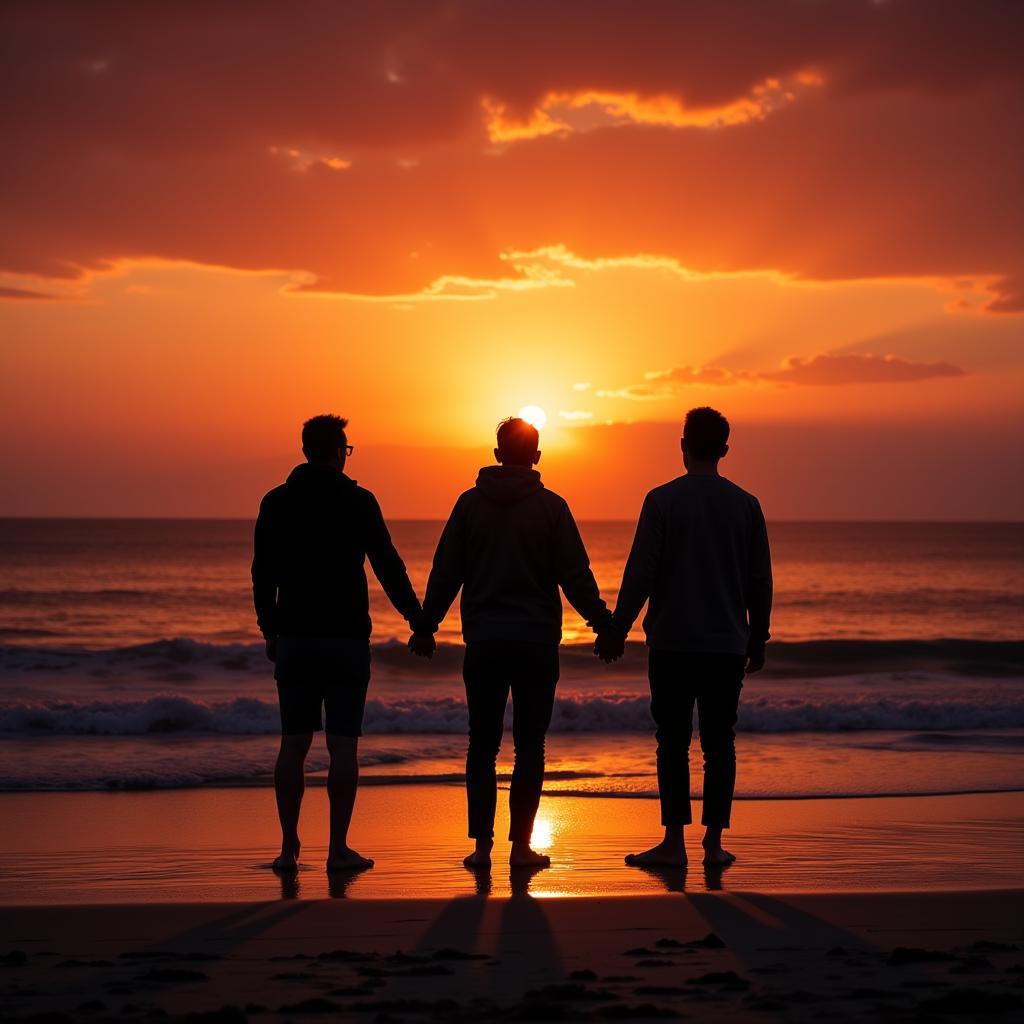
[3,690,1024,737]
[2,636,1023,678]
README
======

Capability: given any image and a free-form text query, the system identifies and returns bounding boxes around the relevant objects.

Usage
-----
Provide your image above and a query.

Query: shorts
[273,635,371,737]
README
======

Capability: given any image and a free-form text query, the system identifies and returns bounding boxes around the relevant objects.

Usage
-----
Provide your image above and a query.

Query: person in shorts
[252,414,423,872]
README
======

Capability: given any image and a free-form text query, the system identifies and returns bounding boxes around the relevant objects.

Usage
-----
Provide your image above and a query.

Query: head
[494,416,541,468]
[301,414,350,469]
[681,407,730,469]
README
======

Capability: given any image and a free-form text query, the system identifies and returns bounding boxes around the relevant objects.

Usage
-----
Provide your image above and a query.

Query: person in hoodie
[597,406,772,869]
[409,417,614,870]
[252,414,422,873]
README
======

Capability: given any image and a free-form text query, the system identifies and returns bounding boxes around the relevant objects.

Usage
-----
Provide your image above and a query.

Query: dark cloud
[0,1,1021,307]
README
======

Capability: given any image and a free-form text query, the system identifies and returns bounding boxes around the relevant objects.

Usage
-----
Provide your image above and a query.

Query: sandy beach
[3,786,1023,1020]
[4,890,1023,1022]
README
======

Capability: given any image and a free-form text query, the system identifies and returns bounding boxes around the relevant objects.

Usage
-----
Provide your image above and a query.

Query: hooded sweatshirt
[251,463,420,640]
[419,464,612,644]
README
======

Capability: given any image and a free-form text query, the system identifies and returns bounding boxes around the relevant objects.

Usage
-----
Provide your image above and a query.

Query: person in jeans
[252,414,422,873]
[410,417,614,869]
[598,407,772,867]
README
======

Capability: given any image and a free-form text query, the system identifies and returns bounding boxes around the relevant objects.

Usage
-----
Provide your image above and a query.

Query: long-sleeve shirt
[613,473,772,655]
[419,465,613,644]
[252,463,420,639]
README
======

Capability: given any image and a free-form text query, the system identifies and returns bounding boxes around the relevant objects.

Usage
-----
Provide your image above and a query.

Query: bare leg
[273,733,312,871]
[325,733,373,871]
[702,824,736,866]
[625,825,687,867]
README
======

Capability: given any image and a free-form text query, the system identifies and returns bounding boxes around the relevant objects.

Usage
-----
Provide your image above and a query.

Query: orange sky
[1,1,1022,519]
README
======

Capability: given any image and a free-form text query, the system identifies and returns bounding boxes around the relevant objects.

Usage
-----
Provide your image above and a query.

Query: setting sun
[517,405,548,430]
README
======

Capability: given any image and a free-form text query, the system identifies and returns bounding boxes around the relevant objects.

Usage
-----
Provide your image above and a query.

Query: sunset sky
[2,0,1022,519]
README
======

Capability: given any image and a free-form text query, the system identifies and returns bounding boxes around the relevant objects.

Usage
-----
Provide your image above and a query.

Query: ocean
[1,518,1022,799]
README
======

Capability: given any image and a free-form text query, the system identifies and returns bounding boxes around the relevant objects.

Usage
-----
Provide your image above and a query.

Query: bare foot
[702,847,737,867]
[509,844,550,869]
[625,840,687,867]
[272,842,300,872]
[326,847,374,872]
[463,844,493,869]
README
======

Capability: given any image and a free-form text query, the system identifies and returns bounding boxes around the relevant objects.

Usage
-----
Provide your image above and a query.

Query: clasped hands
[593,627,626,663]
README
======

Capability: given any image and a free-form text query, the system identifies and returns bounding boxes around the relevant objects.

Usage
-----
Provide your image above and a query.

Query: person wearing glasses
[252,414,422,873]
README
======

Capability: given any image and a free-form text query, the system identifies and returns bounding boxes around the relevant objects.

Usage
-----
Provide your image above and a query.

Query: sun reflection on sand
[530,816,554,850]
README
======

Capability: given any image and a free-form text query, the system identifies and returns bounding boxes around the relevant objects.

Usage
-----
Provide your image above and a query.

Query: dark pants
[648,649,745,828]
[463,641,559,843]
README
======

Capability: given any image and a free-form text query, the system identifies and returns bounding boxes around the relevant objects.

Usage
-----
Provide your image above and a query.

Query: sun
[517,405,547,430]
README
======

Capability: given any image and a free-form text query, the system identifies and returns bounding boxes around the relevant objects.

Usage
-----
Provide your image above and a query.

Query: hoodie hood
[285,463,357,495]
[474,464,544,505]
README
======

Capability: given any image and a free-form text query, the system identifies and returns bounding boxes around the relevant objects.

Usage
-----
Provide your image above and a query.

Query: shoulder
[644,477,685,506]
[538,486,572,515]
[718,477,765,514]
[351,484,385,515]
[258,483,289,511]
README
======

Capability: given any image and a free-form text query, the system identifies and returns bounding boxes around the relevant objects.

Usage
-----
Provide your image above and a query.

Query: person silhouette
[409,417,616,869]
[596,407,772,867]
[252,414,423,873]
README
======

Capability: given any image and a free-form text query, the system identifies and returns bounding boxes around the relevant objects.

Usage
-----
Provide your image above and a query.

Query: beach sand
[3,891,1023,1022]
[3,786,1023,1020]
[2,786,1022,902]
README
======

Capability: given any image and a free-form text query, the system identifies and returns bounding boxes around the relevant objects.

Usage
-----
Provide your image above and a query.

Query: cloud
[483,73,821,142]
[0,286,62,301]
[760,353,966,386]
[0,1,1022,307]
[606,352,966,397]
[558,410,593,421]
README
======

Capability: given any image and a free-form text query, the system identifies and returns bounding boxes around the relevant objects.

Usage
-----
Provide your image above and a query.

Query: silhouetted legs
[463,641,559,868]
[274,732,312,870]
[626,650,744,867]
[272,730,372,872]
[325,732,373,871]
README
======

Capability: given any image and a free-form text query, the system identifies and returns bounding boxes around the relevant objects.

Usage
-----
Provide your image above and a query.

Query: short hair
[301,414,349,460]
[683,407,730,460]
[495,416,539,463]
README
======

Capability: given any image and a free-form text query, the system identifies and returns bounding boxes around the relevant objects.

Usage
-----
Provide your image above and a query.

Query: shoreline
[3,788,1022,904]
[4,776,1024,800]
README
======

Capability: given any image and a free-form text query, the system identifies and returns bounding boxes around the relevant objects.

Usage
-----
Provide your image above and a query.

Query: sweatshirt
[419,465,613,644]
[612,473,772,655]
[251,463,420,640]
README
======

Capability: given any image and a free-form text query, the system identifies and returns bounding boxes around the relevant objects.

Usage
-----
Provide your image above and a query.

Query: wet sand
[2,786,1022,902]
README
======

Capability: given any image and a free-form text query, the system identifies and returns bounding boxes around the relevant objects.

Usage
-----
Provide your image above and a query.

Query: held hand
[408,632,436,659]
[264,637,278,663]
[745,648,765,674]
[594,630,626,663]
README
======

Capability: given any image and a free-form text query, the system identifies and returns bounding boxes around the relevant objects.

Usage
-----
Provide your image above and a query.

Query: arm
[251,495,279,650]
[746,499,773,666]
[417,496,468,634]
[611,491,662,634]
[363,493,421,624]
[554,504,614,634]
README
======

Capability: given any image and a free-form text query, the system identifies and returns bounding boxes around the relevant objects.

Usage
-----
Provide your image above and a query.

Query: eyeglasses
[343,444,354,456]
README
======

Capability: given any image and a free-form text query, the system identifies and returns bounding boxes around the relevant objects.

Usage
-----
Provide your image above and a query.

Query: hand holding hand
[745,647,765,674]
[594,630,626,663]
[408,632,436,659]
[264,637,278,663]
